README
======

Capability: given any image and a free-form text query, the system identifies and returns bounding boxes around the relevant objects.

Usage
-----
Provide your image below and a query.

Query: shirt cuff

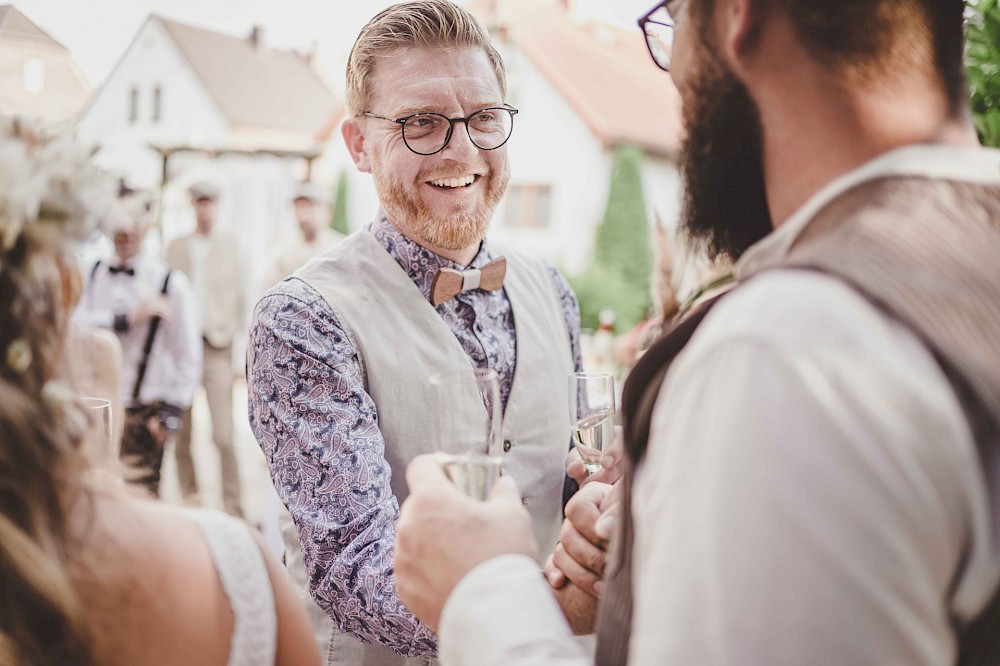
[439,554,588,666]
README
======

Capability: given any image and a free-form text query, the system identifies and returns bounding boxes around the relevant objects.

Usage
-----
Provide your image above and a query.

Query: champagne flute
[81,396,114,456]
[569,372,615,474]
[429,367,503,500]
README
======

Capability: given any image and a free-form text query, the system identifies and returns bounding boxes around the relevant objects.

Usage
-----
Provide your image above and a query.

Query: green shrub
[594,146,654,293]
[330,169,350,235]
[568,262,650,333]
[968,0,1000,147]
[571,145,653,333]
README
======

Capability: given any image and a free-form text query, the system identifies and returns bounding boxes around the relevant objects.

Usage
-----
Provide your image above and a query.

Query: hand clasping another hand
[544,480,624,599]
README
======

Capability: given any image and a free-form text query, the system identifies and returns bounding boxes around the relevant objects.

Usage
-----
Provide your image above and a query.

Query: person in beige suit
[261,182,345,293]
[166,181,246,517]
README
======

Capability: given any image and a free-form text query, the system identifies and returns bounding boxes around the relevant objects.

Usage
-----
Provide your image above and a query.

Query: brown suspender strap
[595,296,727,666]
[131,270,171,402]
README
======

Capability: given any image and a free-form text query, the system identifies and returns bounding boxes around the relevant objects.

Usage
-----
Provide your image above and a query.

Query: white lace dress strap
[185,509,277,666]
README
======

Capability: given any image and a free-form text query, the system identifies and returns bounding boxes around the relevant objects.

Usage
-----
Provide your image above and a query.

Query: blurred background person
[167,182,247,517]
[261,182,345,292]
[74,186,201,495]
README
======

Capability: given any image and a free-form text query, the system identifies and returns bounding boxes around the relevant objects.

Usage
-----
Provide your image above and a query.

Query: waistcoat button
[503,439,513,452]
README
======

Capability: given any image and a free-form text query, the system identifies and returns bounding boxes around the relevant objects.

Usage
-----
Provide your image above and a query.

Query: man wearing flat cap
[167,181,247,517]
[261,182,345,291]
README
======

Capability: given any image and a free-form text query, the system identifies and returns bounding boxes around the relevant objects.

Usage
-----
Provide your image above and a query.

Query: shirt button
[503,439,513,452]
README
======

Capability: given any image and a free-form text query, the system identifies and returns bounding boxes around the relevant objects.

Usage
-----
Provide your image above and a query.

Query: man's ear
[718,0,765,72]
[342,118,372,174]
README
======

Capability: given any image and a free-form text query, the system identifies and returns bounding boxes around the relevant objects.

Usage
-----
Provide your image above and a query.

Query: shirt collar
[368,211,495,303]
[736,144,1000,279]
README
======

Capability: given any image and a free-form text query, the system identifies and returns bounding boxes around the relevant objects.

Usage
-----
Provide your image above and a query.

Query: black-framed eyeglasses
[361,106,519,156]
[638,1,676,72]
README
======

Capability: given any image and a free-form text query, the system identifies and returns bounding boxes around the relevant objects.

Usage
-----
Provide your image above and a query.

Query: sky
[20,0,658,89]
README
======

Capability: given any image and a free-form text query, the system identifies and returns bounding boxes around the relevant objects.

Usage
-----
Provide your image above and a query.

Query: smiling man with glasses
[395,0,1000,664]
[247,1,582,664]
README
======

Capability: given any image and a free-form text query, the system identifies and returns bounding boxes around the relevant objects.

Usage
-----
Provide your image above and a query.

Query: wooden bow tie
[430,257,507,306]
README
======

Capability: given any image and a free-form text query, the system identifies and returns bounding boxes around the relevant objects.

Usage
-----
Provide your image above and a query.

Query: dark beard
[678,52,773,262]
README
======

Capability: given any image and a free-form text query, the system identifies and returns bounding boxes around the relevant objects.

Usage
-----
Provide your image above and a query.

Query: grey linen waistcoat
[293,229,573,666]
[597,176,1000,665]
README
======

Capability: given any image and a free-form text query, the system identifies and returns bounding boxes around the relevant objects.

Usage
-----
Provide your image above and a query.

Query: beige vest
[292,229,574,665]
[166,231,245,348]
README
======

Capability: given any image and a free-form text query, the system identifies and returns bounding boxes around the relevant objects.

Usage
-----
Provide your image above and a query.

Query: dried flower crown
[0,116,119,252]
[0,116,139,381]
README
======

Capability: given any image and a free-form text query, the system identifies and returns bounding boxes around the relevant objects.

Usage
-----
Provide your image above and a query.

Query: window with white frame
[504,184,552,229]
[152,85,162,122]
[129,86,139,123]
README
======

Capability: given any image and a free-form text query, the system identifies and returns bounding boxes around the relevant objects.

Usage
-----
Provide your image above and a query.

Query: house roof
[155,15,336,136]
[0,4,66,49]
[473,0,683,157]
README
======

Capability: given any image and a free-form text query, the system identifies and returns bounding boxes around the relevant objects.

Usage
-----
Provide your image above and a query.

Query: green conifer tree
[569,145,655,332]
[967,0,1000,147]
[594,145,653,292]
[330,170,350,235]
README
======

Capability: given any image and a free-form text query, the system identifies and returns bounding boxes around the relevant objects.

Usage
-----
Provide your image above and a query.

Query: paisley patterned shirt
[247,214,582,656]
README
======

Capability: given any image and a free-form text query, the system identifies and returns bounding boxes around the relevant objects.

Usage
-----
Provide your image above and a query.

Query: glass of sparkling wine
[569,372,615,474]
[81,396,114,456]
[429,367,503,500]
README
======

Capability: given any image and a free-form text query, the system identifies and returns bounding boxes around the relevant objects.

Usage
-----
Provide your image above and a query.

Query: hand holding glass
[429,368,503,500]
[569,372,615,475]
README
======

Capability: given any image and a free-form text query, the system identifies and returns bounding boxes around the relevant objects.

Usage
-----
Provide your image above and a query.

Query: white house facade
[75,15,336,287]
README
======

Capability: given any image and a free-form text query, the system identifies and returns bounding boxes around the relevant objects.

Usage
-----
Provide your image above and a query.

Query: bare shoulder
[88,327,121,359]
[77,495,234,666]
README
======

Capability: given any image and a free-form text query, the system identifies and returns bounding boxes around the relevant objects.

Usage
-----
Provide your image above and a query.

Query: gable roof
[473,0,682,157]
[0,4,66,49]
[155,15,336,136]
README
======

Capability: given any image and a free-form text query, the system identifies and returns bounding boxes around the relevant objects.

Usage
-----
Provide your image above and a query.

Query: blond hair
[345,0,506,116]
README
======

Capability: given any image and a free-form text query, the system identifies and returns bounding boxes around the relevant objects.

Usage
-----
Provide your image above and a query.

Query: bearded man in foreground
[394,0,1000,664]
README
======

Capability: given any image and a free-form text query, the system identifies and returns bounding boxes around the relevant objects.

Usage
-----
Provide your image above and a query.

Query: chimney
[249,25,264,51]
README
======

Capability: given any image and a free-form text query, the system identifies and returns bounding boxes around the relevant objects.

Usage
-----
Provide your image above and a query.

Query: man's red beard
[373,159,510,252]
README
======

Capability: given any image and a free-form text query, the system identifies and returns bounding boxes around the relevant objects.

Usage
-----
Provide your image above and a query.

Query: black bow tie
[108,265,135,276]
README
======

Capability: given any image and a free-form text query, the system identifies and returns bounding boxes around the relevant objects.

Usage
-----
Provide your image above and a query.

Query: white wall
[490,43,612,274]
[76,17,230,188]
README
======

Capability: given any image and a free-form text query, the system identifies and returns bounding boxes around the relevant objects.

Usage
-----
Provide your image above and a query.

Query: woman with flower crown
[0,117,321,666]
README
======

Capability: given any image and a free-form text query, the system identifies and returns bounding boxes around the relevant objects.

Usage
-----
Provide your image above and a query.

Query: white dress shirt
[73,253,202,409]
[439,144,1000,665]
